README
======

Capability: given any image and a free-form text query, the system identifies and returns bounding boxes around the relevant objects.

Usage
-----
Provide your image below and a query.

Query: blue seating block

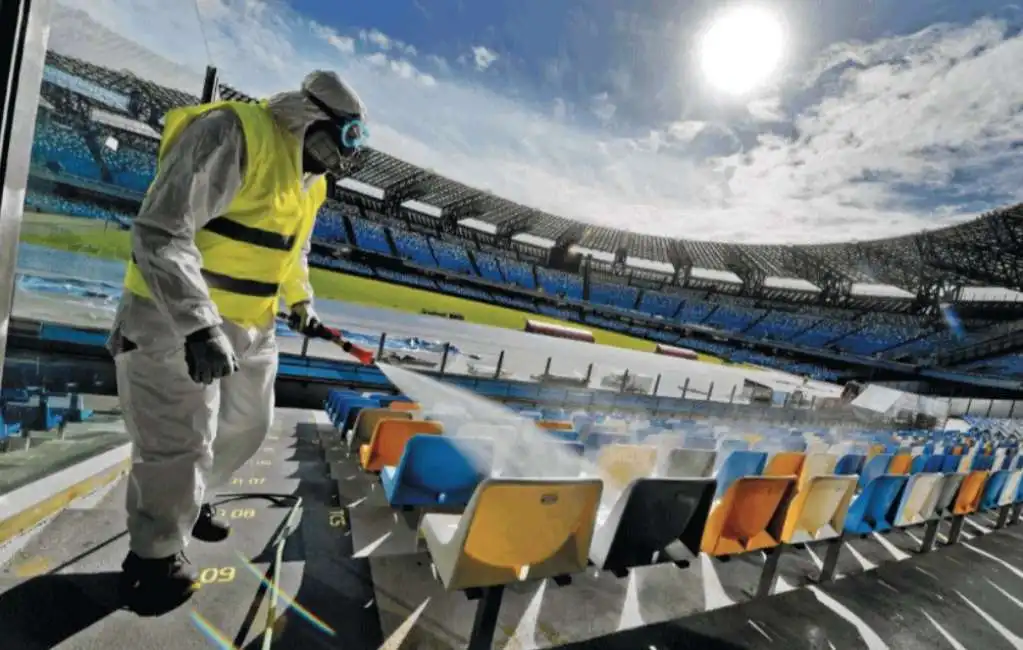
[858,454,893,490]
[835,453,865,476]
[381,435,494,507]
[980,470,1010,511]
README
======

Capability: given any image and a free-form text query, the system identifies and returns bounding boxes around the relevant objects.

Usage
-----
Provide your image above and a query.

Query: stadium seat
[333,397,379,430]
[714,450,768,499]
[388,401,421,412]
[381,435,495,508]
[796,453,838,489]
[888,454,913,475]
[932,473,967,518]
[589,477,715,576]
[420,478,603,590]
[998,470,1023,507]
[857,454,893,490]
[359,419,444,472]
[700,476,793,556]
[980,470,1011,511]
[538,420,574,431]
[596,444,658,490]
[952,470,988,515]
[892,473,944,527]
[764,451,805,477]
[347,408,413,452]
[834,453,865,476]
[777,475,857,543]
[923,454,946,473]
[660,448,717,478]
[843,475,909,534]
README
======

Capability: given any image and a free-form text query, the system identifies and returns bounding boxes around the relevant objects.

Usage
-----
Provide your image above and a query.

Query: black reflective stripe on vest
[131,254,279,298]
[203,216,297,252]
[201,269,279,297]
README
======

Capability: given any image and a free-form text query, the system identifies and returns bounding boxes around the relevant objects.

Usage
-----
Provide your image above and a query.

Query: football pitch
[17,211,725,362]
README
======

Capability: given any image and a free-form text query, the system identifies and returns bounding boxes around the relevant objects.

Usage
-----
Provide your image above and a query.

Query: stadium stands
[20,50,1023,385]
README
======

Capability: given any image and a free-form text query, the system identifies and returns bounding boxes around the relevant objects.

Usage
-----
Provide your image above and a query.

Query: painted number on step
[217,507,257,520]
[194,566,236,589]
[255,459,273,466]
[328,511,347,528]
[232,477,266,486]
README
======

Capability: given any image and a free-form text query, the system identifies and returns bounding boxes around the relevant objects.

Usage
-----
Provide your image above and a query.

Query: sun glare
[698,5,786,96]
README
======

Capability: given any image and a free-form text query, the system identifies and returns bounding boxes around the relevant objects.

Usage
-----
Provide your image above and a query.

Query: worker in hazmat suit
[107,70,367,609]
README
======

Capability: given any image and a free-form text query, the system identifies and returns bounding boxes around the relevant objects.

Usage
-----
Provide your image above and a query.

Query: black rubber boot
[119,551,198,616]
[191,504,230,543]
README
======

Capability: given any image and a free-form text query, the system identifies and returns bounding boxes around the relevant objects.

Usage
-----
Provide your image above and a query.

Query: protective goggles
[304,91,369,157]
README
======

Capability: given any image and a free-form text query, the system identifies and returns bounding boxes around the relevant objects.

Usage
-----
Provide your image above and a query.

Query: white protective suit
[108,71,366,559]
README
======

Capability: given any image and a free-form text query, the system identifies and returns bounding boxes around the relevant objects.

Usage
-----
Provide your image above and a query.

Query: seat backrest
[661,448,717,478]
[888,454,912,475]
[538,420,574,431]
[834,453,865,476]
[589,477,715,571]
[715,450,768,498]
[934,473,966,515]
[941,454,961,473]
[894,473,942,526]
[388,401,421,412]
[364,419,444,471]
[597,444,658,489]
[779,475,856,543]
[858,454,893,490]
[449,478,603,589]
[353,408,412,446]
[923,454,945,473]
[953,470,989,515]
[395,435,494,494]
[798,453,838,490]
[999,470,1023,507]
[764,452,805,477]
[701,476,793,556]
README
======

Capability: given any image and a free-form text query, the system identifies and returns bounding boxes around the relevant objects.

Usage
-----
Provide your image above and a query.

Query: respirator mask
[302,90,368,175]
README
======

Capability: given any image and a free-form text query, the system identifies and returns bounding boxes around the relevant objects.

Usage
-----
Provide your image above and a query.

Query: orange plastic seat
[888,454,912,475]
[537,420,574,431]
[359,419,443,471]
[764,452,805,477]
[700,476,793,556]
[388,401,421,412]
[952,470,989,515]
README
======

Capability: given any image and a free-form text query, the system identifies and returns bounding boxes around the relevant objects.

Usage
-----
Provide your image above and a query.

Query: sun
[698,5,786,96]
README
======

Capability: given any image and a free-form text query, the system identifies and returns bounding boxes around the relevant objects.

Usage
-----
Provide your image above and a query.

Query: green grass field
[19,211,726,362]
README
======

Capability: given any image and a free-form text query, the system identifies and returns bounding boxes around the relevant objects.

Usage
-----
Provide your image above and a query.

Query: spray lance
[277,312,376,365]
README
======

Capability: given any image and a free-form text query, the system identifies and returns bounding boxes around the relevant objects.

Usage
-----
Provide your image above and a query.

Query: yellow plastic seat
[420,478,603,591]
[953,470,989,515]
[778,475,856,543]
[888,454,912,475]
[700,476,794,556]
[388,401,421,412]
[347,408,412,452]
[764,452,805,477]
[596,444,658,490]
[359,419,443,472]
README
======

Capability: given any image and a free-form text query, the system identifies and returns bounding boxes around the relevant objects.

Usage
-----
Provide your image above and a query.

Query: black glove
[287,301,321,337]
[184,326,238,385]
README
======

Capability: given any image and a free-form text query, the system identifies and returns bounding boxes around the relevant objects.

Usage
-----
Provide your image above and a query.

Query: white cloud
[49,0,1023,244]
[470,45,498,71]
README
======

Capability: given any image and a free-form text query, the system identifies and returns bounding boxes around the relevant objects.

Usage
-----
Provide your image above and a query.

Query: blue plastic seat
[941,454,961,473]
[980,470,1011,511]
[844,475,908,534]
[923,454,945,473]
[834,453,865,476]
[909,455,927,474]
[381,435,494,507]
[858,454,893,490]
[334,397,380,430]
[714,450,767,499]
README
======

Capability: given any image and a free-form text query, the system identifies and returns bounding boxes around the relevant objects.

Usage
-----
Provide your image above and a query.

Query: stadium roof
[46,52,1023,299]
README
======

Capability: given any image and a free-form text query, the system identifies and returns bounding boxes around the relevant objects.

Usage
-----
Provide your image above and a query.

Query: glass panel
[3,0,208,495]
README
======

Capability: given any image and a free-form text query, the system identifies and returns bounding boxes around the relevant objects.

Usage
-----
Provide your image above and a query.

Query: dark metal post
[817,535,844,582]
[706,382,714,401]
[300,336,310,358]
[494,350,505,379]
[620,369,629,393]
[653,374,662,396]
[467,586,505,650]
[376,332,387,360]
[201,65,219,103]
[756,547,784,598]
[681,378,690,399]
[584,363,594,384]
[920,518,941,553]
[543,357,552,378]
[439,342,451,377]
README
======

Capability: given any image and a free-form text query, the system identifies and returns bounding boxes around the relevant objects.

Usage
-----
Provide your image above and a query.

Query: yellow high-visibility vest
[123,100,326,328]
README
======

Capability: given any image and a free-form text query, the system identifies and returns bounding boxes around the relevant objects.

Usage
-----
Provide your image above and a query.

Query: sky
[50,0,1023,244]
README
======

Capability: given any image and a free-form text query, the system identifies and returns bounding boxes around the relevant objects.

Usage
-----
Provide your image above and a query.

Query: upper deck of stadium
[42,50,1023,305]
